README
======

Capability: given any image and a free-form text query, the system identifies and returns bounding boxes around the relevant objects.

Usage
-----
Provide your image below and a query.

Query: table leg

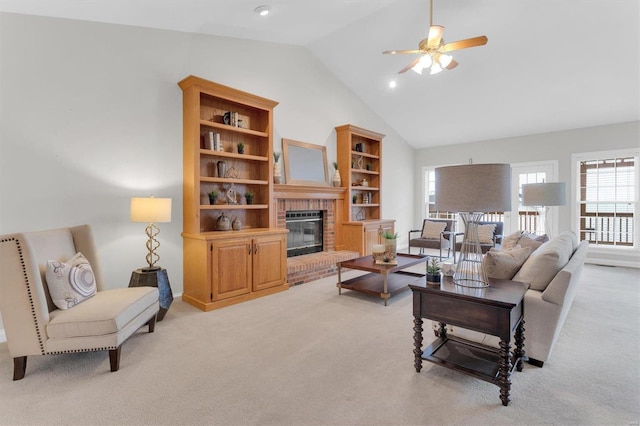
[337,265,342,295]
[514,319,525,372]
[413,316,423,372]
[498,339,513,406]
[382,273,388,305]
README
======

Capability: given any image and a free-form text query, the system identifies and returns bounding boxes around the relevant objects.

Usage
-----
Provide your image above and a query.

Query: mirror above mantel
[282,138,329,186]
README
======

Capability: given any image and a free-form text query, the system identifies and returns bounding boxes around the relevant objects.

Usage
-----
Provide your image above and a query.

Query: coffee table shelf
[337,253,427,305]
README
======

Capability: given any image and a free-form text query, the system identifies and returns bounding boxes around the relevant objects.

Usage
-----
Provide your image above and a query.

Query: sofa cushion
[477,224,496,244]
[46,287,159,338]
[421,220,447,239]
[482,246,532,280]
[513,232,575,291]
[46,252,97,310]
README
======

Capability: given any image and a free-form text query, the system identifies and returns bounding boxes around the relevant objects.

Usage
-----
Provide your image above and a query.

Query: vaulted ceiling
[1,0,638,148]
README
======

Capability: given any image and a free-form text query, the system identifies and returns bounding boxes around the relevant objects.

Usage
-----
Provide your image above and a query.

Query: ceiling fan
[383,0,488,75]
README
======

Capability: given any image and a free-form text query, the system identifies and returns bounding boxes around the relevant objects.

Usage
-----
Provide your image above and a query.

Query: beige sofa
[444,231,588,367]
[0,225,159,380]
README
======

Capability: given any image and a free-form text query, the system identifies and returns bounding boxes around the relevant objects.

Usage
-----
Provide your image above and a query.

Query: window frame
[572,148,639,252]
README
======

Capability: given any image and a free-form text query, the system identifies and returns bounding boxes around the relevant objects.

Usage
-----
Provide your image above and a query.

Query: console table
[410,276,529,406]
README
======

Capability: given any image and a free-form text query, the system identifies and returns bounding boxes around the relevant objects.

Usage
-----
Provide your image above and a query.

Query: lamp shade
[130,197,172,223]
[435,164,512,212]
[521,182,566,207]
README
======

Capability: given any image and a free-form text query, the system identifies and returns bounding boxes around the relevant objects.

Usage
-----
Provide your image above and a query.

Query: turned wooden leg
[13,356,27,381]
[498,339,513,406]
[147,314,157,333]
[514,319,525,372]
[109,347,121,372]
[413,316,423,372]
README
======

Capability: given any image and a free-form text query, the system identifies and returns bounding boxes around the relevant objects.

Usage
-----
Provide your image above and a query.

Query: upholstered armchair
[0,225,159,380]
[455,220,504,254]
[408,219,456,259]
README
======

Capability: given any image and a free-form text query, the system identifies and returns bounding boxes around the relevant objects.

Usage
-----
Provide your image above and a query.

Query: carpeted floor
[0,263,638,425]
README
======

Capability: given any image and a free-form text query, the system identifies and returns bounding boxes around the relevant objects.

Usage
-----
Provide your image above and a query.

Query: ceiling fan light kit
[384,0,487,75]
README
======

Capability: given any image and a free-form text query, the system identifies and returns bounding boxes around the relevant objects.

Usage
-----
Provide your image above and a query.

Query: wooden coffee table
[410,276,529,406]
[336,253,427,305]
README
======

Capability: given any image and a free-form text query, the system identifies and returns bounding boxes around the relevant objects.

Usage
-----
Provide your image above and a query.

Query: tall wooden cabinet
[179,75,288,311]
[336,124,395,255]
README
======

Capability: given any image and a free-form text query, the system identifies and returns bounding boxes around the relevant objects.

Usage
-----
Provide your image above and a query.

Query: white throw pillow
[513,232,575,291]
[421,221,447,239]
[517,232,549,252]
[501,230,525,250]
[482,246,532,280]
[46,252,97,310]
[477,224,496,244]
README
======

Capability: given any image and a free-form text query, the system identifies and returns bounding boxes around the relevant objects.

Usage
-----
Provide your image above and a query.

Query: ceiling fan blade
[427,25,445,49]
[382,49,422,55]
[445,59,459,70]
[442,35,488,52]
[398,57,421,74]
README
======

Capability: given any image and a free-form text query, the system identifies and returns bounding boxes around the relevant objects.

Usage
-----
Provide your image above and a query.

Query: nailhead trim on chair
[48,346,118,355]
[0,237,46,355]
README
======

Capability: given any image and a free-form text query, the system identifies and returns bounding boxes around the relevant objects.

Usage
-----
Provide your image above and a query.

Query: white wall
[413,121,640,267]
[0,12,416,335]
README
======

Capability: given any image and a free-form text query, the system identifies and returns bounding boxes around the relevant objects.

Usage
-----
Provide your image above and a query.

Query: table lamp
[130,196,172,271]
[521,182,566,236]
[435,164,511,288]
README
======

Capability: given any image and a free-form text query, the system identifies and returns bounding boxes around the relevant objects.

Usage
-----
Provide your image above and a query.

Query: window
[424,166,503,223]
[577,151,637,247]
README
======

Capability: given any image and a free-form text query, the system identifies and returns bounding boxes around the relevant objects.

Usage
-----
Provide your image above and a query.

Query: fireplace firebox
[285,210,323,257]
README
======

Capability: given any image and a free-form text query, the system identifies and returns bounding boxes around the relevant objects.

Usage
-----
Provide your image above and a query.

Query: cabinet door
[212,237,252,301]
[363,222,395,255]
[252,234,286,292]
[363,226,381,256]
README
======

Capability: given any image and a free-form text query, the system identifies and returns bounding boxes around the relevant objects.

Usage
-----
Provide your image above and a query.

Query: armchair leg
[147,314,157,333]
[13,356,27,381]
[109,347,121,372]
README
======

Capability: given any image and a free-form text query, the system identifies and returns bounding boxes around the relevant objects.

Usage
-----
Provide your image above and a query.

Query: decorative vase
[273,162,282,184]
[216,212,231,231]
[217,161,227,179]
[332,170,342,187]
[232,217,242,230]
[383,238,397,261]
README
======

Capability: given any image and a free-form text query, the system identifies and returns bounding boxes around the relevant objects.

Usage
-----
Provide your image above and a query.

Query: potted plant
[237,142,245,154]
[366,162,372,171]
[244,191,254,205]
[426,257,442,284]
[352,194,358,204]
[208,190,218,205]
[381,231,399,262]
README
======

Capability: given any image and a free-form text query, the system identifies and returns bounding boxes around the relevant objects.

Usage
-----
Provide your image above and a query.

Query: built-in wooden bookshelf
[335,124,394,255]
[178,75,288,311]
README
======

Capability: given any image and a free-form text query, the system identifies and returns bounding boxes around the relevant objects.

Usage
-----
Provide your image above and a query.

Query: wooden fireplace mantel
[273,184,346,200]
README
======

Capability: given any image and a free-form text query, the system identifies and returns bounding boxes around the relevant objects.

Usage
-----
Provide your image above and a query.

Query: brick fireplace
[273,184,359,284]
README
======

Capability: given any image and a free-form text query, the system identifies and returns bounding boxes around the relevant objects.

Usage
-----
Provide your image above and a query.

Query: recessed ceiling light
[388,80,397,89]
[254,5,271,16]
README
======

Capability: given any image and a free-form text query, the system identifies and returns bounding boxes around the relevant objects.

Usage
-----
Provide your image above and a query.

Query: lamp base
[453,212,490,288]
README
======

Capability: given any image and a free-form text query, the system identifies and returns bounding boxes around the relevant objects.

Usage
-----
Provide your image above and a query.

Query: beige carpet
[0,263,638,425]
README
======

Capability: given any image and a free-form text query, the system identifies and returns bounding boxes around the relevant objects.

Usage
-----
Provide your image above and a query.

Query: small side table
[129,267,173,321]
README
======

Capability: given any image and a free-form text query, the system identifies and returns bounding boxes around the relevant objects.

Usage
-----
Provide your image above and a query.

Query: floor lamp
[435,164,511,288]
[521,182,566,237]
